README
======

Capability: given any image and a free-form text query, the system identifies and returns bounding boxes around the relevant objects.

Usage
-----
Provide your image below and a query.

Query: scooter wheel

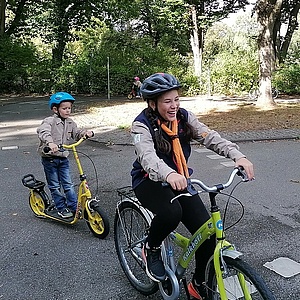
[29,191,47,217]
[84,204,110,239]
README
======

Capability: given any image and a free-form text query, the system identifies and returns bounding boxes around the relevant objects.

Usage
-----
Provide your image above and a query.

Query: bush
[0,37,38,93]
[273,64,300,94]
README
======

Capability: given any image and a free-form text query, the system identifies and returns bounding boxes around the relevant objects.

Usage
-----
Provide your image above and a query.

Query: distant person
[37,92,94,218]
[132,76,142,98]
[130,73,254,299]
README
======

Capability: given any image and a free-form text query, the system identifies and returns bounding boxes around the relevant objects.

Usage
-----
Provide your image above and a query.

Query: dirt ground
[76,95,300,132]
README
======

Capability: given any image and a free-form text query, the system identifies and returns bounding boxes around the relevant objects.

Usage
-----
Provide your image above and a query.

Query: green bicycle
[114,167,275,299]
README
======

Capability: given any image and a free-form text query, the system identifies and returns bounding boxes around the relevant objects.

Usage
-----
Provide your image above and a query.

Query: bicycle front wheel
[114,201,158,296]
[206,256,275,300]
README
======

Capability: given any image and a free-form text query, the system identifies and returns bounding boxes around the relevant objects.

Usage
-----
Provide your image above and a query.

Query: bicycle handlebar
[170,167,248,203]
[191,167,248,193]
[43,137,87,153]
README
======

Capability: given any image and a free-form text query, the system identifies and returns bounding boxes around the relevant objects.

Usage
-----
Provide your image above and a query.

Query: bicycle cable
[75,150,99,196]
[220,179,245,232]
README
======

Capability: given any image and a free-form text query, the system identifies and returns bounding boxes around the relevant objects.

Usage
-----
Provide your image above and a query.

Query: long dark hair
[145,106,195,154]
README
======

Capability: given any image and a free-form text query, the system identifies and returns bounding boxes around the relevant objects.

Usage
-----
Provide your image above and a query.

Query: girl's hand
[166,172,187,191]
[235,157,255,180]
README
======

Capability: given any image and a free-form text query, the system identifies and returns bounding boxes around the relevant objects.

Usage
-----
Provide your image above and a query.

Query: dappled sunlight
[77,96,250,128]
[0,119,41,138]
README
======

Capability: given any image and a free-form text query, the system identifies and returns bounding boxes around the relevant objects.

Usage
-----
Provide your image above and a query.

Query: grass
[198,104,300,132]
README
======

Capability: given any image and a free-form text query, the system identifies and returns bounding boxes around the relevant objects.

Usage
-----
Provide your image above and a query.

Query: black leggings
[134,179,215,282]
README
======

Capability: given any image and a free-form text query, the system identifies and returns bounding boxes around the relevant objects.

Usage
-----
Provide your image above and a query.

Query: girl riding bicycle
[130,73,254,300]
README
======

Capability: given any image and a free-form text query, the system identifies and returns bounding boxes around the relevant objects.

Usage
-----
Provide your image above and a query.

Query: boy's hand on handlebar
[83,130,94,138]
[235,157,254,180]
[46,142,58,153]
[166,172,187,191]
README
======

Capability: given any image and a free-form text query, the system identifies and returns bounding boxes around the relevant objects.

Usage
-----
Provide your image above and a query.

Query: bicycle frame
[166,192,247,300]
[115,171,274,299]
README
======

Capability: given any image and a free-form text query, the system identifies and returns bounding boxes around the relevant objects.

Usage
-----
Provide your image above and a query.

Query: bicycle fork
[211,196,248,299]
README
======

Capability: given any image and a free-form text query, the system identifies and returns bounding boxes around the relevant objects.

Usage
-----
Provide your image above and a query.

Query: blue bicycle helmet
[141,73,181,99]
[49,92,75,109]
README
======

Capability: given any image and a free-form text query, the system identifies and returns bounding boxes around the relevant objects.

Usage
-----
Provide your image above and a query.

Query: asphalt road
[0,97,299,299]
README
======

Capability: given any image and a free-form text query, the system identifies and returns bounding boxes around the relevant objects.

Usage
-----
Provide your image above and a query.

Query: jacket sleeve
[188,111,246,161]
[70,119,86,141]
[131,121,176,182]
[37,117,54,145]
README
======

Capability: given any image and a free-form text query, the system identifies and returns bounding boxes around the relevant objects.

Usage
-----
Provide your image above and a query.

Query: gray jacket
[37,114,85,158]
[131,110,246,182]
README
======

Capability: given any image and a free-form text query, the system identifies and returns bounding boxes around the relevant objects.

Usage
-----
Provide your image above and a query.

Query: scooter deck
[44,208,75,223]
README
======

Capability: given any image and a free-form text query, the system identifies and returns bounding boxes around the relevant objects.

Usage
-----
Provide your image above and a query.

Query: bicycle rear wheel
[248,88,259,100]
[206,256,275,299]
[271,88,278,99]
[114,201,158,296]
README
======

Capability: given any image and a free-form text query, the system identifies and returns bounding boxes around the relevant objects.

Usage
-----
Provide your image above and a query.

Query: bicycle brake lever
[186,178,198,196]
[236,167,249,182]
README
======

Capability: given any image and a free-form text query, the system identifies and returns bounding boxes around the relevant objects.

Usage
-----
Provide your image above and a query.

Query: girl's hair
[145,107,195,154]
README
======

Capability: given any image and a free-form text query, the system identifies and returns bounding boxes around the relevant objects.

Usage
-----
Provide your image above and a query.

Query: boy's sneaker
[188,279,207,300]
[142,244,166,282]
[58,208,73,218]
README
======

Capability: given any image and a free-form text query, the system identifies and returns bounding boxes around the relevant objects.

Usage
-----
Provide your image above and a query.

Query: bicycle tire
[29,190,47,217]
[127,93,133,100]
[248,88,259,100]
[114,201,158,296]
[84,201,110,239]
[272,88,278,99]
[206,256,275,299]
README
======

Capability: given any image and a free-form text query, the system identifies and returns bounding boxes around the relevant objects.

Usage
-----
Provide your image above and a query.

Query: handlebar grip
[43,146,51,153]
[236,167,249,181]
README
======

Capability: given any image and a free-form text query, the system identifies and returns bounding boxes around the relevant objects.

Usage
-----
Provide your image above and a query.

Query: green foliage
[0,37,37,93]
[273,64,300,94]
[203,22,259,96]
[1,1,300,97]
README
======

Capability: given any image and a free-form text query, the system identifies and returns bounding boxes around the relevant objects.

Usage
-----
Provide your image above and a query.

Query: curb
[87,129,300,147]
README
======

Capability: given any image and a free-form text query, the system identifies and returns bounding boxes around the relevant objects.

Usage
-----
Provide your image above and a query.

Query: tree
[254,0,283,108]
[275,0,300,63]
[0,0,5,36]
[186,0,249,78]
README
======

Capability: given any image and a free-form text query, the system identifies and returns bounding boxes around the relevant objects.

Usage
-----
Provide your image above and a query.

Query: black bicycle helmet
[141,73,181,99]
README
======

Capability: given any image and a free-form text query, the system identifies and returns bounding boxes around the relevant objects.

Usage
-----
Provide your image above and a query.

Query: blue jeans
[42,157,77,212]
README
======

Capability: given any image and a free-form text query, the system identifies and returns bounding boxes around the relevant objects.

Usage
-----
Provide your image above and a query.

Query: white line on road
[1,146,18,150]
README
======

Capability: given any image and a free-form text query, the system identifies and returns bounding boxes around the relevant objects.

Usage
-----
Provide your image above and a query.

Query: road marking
[194,148,234,168]
[264,257,300,278]
[207,154,225,160]
[1,146,18,150]
[220,161,235,167]
[194,148,211,153]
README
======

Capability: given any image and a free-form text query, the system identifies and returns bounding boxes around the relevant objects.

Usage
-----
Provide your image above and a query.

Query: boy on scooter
[37,92,94,218]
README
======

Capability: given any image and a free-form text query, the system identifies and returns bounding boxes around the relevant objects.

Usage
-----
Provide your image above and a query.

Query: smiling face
[149,89,180,122]
[53,101,73,119]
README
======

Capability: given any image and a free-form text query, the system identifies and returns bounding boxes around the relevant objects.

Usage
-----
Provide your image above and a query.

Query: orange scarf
[158,119,189,178]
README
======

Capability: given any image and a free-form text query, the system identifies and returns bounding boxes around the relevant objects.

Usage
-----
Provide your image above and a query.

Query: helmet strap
[53,106,66,121]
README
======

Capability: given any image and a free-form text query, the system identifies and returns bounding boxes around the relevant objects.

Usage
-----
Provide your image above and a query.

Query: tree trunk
[0,0,6,36]
[255,0,283,109]
[279,2,300,63]
[190,4,202,78]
